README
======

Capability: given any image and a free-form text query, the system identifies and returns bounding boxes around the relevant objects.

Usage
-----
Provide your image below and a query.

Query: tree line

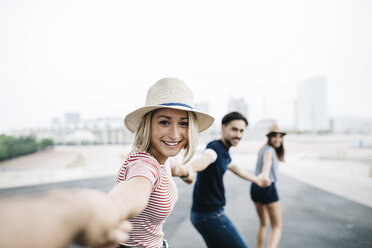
[0,135,54,162]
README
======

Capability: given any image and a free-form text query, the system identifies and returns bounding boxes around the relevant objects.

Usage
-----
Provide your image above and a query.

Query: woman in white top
[109,77,214,248]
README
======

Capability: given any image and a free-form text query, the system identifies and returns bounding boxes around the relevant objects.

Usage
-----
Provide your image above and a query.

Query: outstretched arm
[169,152,215,184]
[0,189,131,248]
[229,164,258,182]
[187,152,215,172]
[109,177,153,219]
[181,152,215,183]
[170,158,196,184]
[262,151,273,181]
[229,164,271,187]
[170,158,190,178]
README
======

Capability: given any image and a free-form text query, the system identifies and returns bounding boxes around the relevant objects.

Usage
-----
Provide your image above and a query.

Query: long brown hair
[267,133,285,162]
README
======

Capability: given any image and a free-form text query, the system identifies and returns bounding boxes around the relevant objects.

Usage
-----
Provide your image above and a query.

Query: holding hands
[170,157,197,184]
[180,168,196,184]
[73,190,132,248]
[0,189,132,248]
[256,173,271,187]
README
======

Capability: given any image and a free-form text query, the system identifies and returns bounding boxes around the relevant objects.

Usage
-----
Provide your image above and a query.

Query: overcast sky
[1,0,371,133]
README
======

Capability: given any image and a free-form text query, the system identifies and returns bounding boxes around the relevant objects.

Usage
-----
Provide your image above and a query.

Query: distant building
[11,116,133,146]
[51,117,62,129]
[228,97,249,119]
[64,112,81,129]
[295,77,329,132]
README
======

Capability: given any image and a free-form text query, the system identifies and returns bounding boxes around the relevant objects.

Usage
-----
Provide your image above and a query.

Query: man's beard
[225,137,240,148]
[225,138,232,148]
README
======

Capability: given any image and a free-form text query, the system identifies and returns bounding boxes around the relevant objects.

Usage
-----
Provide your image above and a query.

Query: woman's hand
[256,173,271,187]
[181,169,196,184]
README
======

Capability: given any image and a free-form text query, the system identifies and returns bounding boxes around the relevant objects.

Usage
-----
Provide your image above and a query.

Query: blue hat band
[159,103,194,109]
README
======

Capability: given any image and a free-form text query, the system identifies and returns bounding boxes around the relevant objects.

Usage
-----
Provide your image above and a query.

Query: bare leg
[254,202,269,248]
[266,201,282,248]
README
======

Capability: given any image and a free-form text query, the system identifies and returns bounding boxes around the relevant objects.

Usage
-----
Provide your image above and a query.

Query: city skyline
[8,93,372,134]
[1,0,371,133]
[295,77,329,131]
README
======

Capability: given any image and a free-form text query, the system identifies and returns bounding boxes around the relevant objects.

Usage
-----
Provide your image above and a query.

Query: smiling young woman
[109,78,214,248]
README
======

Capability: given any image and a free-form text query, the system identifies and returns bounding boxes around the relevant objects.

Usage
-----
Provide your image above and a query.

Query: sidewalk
[230,151,372,209]
[281,158,372,208]
[0,145,125,188]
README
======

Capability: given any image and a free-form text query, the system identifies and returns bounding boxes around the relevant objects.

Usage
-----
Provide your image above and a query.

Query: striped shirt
[116,151,179,248]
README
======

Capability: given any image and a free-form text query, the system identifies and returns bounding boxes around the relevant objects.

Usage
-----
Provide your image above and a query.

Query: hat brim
[266,131,287,137]
[124,105,214,133]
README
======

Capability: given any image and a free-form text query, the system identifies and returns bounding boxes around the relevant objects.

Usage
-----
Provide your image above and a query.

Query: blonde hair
[184,111,198,163]
[133,109,199,164]
[133,111,153,152]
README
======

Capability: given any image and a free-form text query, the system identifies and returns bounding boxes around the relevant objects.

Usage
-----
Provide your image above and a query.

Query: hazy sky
[1,0,371,133]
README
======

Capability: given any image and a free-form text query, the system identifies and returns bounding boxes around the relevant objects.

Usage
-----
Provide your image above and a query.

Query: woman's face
[269,133,283,148]
[148,108,189,164]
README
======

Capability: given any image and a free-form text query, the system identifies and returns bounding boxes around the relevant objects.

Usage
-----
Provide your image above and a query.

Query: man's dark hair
[221,112,248,126]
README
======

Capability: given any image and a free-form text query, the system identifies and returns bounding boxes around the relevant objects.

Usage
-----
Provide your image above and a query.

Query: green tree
[39,138,54,150]
[0,143,8,161]
[0,135,39,161]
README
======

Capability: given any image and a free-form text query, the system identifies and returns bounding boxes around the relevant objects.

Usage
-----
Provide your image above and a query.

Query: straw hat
[124,77,214,133]
[266,124,287,136]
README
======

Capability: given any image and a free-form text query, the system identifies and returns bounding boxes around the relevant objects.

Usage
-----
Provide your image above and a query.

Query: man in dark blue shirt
[185,112,269,248]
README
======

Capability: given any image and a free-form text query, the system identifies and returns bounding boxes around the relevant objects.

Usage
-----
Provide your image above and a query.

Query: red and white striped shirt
[116,151,179,248]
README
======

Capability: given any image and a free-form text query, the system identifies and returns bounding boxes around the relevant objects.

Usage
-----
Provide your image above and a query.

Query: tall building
[295,77,329,131]
[228,97,249,119]
[64,112,81,127]
[51,117,62,129]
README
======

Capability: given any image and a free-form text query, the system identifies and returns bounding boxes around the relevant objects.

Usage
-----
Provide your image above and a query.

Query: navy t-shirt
[192,140,231,212]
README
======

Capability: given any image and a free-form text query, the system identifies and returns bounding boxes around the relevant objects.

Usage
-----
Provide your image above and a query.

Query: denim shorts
[250,182,279,204]
[190,209,248,248]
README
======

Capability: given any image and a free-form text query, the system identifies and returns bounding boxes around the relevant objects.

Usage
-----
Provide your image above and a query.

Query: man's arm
[187,152,215,172]
[229,164,271,187]
[0,189,131,248]
[170,158,190,177]
[170,158,196,184]
[180,152,215,183]
[169,152,215,184]
[229,164,259,183]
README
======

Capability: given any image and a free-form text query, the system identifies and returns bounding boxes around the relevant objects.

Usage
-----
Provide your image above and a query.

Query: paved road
[1,172,372,248]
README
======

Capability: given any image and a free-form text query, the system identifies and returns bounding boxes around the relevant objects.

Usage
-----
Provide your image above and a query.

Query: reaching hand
[73,190,132,248]
[182,170,196,184]
[257,173,271,187]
